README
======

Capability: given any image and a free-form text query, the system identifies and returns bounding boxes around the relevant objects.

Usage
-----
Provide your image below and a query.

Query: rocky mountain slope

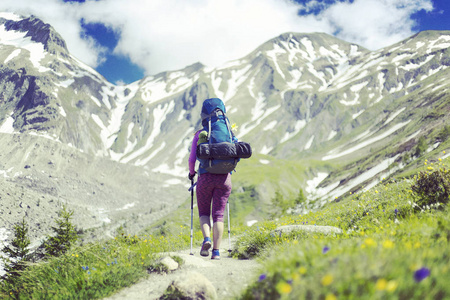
[1,12,450,244]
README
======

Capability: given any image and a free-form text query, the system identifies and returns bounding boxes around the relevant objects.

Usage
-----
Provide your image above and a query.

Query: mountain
[1,12,449,242]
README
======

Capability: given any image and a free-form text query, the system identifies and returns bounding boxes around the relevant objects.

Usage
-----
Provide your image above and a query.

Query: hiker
[188,98,237,260]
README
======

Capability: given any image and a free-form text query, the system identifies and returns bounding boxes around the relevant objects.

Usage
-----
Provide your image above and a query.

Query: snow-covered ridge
[0,23,49,72]
[0,12,22,21]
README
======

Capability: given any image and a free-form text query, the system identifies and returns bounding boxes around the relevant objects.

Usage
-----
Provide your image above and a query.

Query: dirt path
[104,246,260,300]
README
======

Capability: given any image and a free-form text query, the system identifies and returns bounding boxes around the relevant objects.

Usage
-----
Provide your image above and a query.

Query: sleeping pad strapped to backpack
[197,98,252,174]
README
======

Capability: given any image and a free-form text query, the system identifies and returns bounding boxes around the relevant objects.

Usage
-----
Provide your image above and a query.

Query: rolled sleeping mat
[197,142,252,159]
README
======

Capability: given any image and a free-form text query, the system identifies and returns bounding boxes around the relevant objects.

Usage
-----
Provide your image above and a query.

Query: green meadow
[1,152,449,299]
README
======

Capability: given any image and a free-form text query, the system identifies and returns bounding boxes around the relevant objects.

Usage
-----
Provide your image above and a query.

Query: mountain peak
[2,15,68,55]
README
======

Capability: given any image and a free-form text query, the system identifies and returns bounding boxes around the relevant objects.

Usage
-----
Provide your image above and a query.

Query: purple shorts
[196,173,232,223]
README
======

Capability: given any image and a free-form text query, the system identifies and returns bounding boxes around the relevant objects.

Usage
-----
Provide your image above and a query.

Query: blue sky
[1,0,449,85]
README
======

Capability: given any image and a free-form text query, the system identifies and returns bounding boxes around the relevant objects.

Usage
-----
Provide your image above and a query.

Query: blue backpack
[197,98,239,174]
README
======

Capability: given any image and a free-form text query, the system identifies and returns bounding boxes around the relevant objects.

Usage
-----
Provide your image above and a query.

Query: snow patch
[0,113,15,134]
[141,72,197,104]
[352,110,365,119]
[327,130,337,141]
[301,38,316,61]
[383,107,405,126]
[163,178,183,187]
[280,120,306,143]
[89,96,102,107]
[239,105,280,138]
[116,203,136,211]
[4,49,21,64]
[223,65,252,102]
[0,167,14,178]
[152,163,186,177]
[28,131,60,143]
[304,135,314,150]
[260,146,273,155]
[400,55,434,71]
[55,79,75,89]
[323,121,410,160]
[0,12,22,21]
[59,106,67,117]
[327,155,400,200]
[135,142,166,166]
[263,120,277,131]
[266,43,286,79]
[306,172,328,195]
[416,42,425,49]
[350,45,361,57]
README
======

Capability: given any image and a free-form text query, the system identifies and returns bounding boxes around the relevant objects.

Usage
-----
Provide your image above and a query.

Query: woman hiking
[188,98,237,260]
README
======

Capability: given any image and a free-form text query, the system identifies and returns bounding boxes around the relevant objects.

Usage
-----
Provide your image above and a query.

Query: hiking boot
[211,249,220,260]
[200,237,212,257]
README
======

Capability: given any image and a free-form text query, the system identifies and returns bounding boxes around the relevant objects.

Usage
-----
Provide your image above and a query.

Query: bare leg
[212,221,224,249]
[200,215,211,239]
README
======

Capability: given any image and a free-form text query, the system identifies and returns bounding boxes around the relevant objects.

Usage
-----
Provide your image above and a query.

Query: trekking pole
[227,200,232,254]
[189,179,195,255]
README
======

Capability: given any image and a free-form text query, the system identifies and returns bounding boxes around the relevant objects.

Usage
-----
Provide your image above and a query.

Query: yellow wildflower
[382,240,394,249]
[376,278,387,291]
[321,274,334,286]
[276,282,292,294]
[364,238,377,247]
[325,294,337,300]
[386,280,398,292]
[299,267,307,274]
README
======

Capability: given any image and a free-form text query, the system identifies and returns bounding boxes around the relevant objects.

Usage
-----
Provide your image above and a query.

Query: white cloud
[320,0,434,50]
[0,0,434,76]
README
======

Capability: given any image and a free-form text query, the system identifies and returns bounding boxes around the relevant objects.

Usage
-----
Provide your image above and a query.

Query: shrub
[1,218,31,282]
[42,206,79,257]
[414,136,427,157]
[439,125,450,141]
[411,166,450,208]
[294,189,306,206]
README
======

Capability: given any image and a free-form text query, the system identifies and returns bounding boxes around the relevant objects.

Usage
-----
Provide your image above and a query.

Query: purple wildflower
[322,246,330,254]
[258,274,267,282]
[414,267,430,282]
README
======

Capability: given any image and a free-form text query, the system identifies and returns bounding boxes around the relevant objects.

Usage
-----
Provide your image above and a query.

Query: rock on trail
[105,247,260,300]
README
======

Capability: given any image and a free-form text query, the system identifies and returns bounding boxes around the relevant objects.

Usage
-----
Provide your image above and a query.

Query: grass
[0,231,191,299]
[1,154,449,299]
[234,154,450,299]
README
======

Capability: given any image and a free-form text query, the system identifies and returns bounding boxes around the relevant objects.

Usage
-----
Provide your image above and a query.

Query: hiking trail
[104,245,260,299]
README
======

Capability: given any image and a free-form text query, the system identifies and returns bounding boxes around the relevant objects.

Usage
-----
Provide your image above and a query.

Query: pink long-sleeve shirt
[188,130,201,175]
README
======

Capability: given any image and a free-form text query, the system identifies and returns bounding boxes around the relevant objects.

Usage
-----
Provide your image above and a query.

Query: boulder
[160,256,179,272]
[160,271,217,300]
[273,225,343,235]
